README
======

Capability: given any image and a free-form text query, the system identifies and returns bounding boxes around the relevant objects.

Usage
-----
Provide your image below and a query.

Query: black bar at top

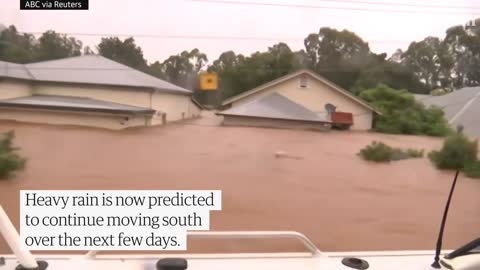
[20,0,88,10]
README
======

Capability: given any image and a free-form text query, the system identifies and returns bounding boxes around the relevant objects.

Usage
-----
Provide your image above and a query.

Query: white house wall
[0,108,148,130]
[0,80,32,99]
[0,80,202,129]
[33,84,152,108]
[151,91,200,123]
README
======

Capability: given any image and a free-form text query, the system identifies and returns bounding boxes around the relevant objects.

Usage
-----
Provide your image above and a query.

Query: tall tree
[0,25,36,63]
[149,48,208,89]
[83,46,95,55]
[304,27,372,90]
[208,43,303,101]
[400,37,445,90]
[353,60,430,94]
[34,30,82,61]
[97,37,148,71]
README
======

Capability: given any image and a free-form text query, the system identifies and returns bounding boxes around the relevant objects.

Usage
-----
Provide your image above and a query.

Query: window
[300,76,308,88]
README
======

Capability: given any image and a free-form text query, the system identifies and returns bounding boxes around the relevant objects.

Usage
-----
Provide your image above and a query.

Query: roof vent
[300,75,308,88]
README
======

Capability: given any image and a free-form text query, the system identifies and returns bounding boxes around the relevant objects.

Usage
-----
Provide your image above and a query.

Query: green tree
[97,37,148,71]
[209,43,303,102]
[0,25,36,63]
[352,60,429,94]
[149,48,208,89]
[429,132,478,170]
[34,30,82,61]
[399,37,445,90]
[83,46,95,55]
[304,27,371,90]
[0,130,26,180]
[207,50,247,102]
[359,84,451,136]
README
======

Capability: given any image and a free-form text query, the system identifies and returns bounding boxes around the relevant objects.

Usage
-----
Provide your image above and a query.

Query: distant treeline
[1,18,480,105]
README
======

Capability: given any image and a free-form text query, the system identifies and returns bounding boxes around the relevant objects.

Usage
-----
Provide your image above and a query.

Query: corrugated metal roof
[0,55,191,95]
[415,87,480,137]
[0,61,32,80]
[218,93,330,122]
[0,95,155,115]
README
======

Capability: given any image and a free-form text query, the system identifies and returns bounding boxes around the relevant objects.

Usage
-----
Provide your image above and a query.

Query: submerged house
[0,55,202,129]
[218,69,380,131]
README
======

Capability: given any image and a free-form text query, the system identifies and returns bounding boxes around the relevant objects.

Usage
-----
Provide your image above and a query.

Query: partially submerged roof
[414,87,480,137]
[0,61,32,80]
[0,95,156,116]
[0,55,191,95]
[221,69,380,114]
[217,93,330,123]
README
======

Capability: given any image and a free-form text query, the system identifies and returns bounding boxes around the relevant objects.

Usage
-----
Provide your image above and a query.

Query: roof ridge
[31,94,92,99]
[25,54,99,66]
[1,55,192,95]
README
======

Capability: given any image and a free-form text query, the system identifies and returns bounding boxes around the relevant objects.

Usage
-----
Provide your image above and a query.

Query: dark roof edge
[191,97,205,109]
[215,112,332,124]
[0,103,156,116]
[0,76,192,96]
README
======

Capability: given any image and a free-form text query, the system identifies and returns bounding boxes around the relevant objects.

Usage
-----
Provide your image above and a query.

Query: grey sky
[1,0,479,65]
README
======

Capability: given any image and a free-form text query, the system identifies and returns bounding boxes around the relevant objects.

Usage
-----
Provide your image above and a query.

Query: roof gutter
[0,103,156,116]
[0,75,192,96]
[215,112,333,124]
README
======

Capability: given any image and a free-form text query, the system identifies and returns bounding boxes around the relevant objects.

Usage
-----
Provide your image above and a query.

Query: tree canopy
[359,85,451,136]
[97,37,148,71]
[0,26,82,63]
[2,17,480,106]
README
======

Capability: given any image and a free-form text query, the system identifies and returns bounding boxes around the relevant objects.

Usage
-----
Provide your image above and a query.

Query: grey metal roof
[414,87,480,137]
[0,61,32,80]
[0,55,191,95]
[218,93,330,122]
[0,95,155,115]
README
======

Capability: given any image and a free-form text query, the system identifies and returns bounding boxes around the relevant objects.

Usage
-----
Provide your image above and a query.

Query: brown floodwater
[0,116,479,254]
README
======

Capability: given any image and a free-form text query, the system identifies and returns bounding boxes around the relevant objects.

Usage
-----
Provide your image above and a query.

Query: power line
[0,66,406,72]
[188,0,480,15]
[300,0,480,10]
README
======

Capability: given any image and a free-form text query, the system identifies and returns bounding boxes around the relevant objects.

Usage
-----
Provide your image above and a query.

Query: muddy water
[0,120,479,254]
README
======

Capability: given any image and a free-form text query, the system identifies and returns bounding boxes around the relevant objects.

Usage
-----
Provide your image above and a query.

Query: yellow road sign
[199,72,218,91]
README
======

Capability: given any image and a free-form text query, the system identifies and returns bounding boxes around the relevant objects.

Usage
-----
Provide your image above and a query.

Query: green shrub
[0,131,26,179]
[359,141,424,162]
[406,148,425,158]
[428,133,478,170]
[464,161,480,179]
[359,141,393,162]
[359,85,452,136]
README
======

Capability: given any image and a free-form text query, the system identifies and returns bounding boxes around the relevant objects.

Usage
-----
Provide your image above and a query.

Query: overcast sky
[1,0,479,64]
